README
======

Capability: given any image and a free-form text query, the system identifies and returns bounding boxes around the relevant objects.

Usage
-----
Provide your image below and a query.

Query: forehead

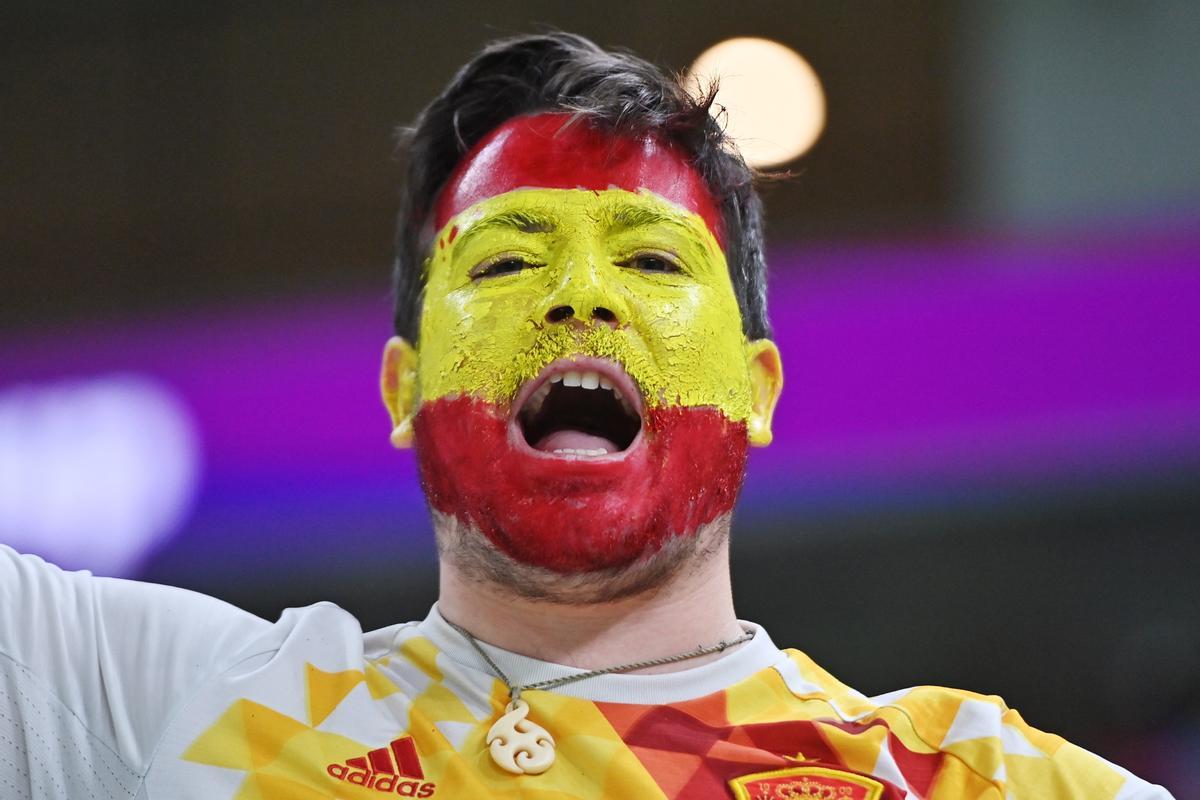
[431,113,724,246]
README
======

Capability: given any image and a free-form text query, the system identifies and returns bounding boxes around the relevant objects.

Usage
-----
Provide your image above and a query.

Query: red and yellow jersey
[0,546,1172,799]
[172,608,1163,800]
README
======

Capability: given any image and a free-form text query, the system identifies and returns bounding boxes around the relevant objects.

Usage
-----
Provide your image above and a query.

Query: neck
[436,519,743,673]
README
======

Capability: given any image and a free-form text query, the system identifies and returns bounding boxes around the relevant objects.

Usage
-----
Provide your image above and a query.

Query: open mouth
[514,358,644,458]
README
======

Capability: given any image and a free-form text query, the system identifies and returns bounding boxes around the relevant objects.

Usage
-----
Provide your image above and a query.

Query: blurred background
[2,2,1197,794]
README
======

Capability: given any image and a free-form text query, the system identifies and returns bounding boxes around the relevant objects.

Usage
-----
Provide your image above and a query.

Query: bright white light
[687,37,827,168]
[0,375,200,575]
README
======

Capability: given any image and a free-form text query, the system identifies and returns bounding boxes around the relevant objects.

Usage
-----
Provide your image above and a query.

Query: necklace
[447,620,755,775]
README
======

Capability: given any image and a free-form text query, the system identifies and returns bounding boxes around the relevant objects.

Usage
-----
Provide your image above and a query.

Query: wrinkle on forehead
[450,187,711,251]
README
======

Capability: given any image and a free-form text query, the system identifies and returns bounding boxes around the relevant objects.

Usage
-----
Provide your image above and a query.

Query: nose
[545,303,618,326]
[540,256,627,329]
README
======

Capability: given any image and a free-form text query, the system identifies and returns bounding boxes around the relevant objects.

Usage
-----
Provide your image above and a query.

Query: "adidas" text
[326,736,436,797]
[326,764,436,797]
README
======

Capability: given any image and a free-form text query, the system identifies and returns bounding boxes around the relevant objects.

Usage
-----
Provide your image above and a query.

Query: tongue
[534,429,620,453]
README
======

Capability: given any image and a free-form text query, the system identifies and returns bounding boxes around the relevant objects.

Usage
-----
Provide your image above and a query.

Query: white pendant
[486,698,556,775]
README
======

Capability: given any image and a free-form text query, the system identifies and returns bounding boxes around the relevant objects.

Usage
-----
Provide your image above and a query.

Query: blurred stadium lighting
[0,375,200,575]
[687,37,826,168]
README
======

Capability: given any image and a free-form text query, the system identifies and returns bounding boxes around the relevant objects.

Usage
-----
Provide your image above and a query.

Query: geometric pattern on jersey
[182,661,418,800]
[178,633,1148,799]
[0,654,141,800]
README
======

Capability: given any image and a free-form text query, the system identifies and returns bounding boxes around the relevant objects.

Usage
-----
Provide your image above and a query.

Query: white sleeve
[0,544,272,795]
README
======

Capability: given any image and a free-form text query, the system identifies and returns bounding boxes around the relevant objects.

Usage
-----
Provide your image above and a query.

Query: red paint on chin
[431,113,725,246]
[413,396,748,573]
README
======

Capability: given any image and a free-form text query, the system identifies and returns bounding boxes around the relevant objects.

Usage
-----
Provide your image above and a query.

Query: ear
[744,339,783,446]
[380,336,419,449]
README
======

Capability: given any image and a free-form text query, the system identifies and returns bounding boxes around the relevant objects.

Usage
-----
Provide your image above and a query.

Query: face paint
[415,399,747,572]
[411,118,760,573]
[432,113,725,247]
[416,189,753,417]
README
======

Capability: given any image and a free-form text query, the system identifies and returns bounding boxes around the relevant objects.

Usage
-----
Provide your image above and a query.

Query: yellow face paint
[417,187,756,421]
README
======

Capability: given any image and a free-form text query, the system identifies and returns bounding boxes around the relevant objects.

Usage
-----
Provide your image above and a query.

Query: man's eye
[471,256,533,279]
[622,253,682,274]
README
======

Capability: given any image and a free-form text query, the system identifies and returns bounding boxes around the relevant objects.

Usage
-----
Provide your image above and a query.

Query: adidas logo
[326,736,437,797]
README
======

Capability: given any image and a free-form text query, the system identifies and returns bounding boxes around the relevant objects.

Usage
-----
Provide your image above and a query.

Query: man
[0,32,1173,799]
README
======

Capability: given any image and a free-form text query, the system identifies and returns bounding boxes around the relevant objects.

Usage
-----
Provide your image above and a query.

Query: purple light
[1,224,1197,565]
[757,227,1200,488]
[0,375,200,573]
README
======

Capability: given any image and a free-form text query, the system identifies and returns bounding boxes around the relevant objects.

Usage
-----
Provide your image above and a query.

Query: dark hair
[392,32,770,341]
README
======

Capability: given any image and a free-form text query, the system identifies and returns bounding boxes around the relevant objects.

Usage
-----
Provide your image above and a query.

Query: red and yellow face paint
[382,114,781,573]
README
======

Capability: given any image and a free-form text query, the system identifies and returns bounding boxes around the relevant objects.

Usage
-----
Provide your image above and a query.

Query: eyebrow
[601,203,688,233]
[457,209,557,247]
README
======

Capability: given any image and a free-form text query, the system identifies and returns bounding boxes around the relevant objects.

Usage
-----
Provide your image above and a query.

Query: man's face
[383,115,781,576]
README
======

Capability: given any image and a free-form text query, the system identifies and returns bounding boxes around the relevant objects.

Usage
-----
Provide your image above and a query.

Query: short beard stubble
[433,508,733,605]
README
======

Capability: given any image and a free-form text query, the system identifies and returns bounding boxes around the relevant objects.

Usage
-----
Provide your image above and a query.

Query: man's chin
[413,395,749,574]
[432,509,733,604]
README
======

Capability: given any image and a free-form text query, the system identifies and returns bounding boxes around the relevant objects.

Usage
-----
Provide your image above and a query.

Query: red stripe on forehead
[431,113,725,246]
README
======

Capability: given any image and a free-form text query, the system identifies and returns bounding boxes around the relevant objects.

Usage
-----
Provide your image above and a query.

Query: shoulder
[867,685,1065,764]
[198,601,423,692]
[153,604,422,782]
[866,685,1172,799]
[770,651,1171,798]
[225,601,375,666]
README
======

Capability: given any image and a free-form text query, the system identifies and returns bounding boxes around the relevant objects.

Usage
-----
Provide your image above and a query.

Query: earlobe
[744,339,783,446]
[380,336,419,449]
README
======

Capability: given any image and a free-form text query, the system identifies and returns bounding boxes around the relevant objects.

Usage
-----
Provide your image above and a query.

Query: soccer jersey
[0,546,1173,799]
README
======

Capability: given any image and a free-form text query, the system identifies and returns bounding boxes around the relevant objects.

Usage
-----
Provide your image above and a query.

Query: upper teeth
[561,370,610,391]
[526,369,635,417]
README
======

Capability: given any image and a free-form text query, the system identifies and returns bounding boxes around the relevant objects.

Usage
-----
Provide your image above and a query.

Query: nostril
[593,307,617,325]
[546,305,574,323]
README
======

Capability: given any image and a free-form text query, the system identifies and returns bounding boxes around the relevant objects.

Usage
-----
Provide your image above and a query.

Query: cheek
[633,284,737,347]
[418,280,554,402]
[630,289,752,414]
[452,285,547,364]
